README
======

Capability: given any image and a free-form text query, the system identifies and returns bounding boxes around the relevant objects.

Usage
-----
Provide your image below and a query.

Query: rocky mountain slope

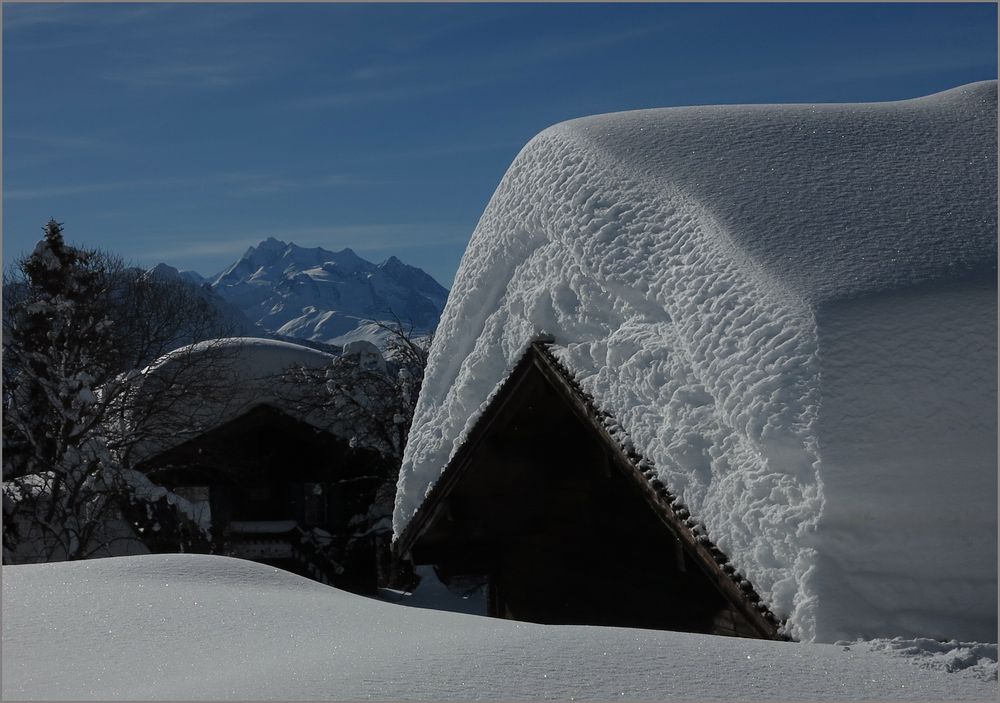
[209,238,448,347]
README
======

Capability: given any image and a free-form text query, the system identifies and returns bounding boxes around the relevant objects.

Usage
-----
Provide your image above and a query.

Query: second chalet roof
[127,337,337,462]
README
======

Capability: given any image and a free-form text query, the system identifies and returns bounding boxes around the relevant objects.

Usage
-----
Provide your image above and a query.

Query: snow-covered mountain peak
[210,238,449,347]
[221,239,371,286]
[237,236,286,265]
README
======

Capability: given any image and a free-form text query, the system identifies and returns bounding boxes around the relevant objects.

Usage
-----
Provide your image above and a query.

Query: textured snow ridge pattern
[394,82,997,643]
[4,555,999,701]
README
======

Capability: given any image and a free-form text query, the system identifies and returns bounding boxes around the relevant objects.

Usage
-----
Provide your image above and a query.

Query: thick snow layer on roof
[546,81,996,306]
[144,336,336,379]
[394,82,997,643]
[3,555,997,699]
[127,337,337,461]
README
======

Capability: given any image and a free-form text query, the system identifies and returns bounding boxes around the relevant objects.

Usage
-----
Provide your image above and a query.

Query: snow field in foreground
[2,555,996,700]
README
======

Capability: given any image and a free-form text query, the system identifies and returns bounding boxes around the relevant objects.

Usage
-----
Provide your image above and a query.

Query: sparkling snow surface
[394,82,997,642]
[3,555,997,700]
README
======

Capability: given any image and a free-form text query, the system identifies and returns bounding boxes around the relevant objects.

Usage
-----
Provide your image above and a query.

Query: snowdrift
[394,81,997,642]
[2,555,996,700]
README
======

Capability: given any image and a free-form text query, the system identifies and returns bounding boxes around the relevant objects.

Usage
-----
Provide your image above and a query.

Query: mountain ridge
[206,238,449,347]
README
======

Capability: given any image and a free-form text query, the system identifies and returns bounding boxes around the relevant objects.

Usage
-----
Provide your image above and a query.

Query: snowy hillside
[210,238,448,347]
[394,81,997,643]
[3,555,996,700]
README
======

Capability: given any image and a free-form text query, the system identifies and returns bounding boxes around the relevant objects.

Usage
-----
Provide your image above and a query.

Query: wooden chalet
[135,403,393,594]
[396,341,787,640]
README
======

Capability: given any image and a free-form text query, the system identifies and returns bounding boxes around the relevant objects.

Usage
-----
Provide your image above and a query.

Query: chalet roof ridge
[393,340,543,553]
[397,336,789,640]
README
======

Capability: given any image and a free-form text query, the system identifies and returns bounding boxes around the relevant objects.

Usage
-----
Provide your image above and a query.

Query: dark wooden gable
[134,403,390,593]
[136,403,391,528]
[137,404,376,483]
[397,342,788,640]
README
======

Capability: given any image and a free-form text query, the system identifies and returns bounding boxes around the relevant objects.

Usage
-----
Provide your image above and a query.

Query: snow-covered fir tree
[2,221,224,563]
[2,220,126,561]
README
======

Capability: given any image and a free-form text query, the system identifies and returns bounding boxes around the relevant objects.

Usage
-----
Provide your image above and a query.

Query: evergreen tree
[3,221,242,563]
[2,220,123,560]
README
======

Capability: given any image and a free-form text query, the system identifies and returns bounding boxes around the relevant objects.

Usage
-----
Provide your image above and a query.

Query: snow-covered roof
[393,82,997,643]
[144,336,337,379]
[528,81,995,307]
[127,337,337,462]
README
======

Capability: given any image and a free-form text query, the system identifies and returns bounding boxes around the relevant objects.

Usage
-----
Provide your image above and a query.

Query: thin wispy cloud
[6,171,384,202]
[288,77,489,110]
[348,63,416,83]
[6,173,250,201]
[291,20,673,111]
[5,182,135,201]
[219,173,387,197]
[2,3,72,30]
[510,22,674,67]
[2,3,171,31]
[138,238,265,263]
[4,133,117,170]
[101,58,255,90]
[352,138,523,166]
[714,50,999,100]
[8,134,105,150]
[318,174,387,187]
[138,224,470,268]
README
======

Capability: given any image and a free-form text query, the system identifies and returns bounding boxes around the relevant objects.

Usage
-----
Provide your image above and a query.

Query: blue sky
[4,2,996,287]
